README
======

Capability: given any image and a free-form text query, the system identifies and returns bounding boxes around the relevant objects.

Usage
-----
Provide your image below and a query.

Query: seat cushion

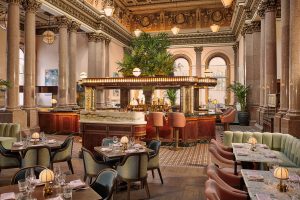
[0,137,17,149]
[262,132,272,148]
[252,132,263,144]
[223,131,233,147]
[242,132,253,143]
[271,133,282,151]
[232,131,243,144]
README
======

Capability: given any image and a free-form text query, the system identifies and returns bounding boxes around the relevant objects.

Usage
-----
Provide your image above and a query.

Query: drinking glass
[25,169,35,182]
[40,132,45,143]
[130,137,135,147]
[63,185,72,199]
[113,136,118,145]
[26,178,36,200]
[18,179,27,193]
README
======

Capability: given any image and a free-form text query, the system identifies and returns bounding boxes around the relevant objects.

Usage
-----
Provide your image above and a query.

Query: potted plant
[166,88,177,111]
[228,82,250,126]
[0,79,11,91]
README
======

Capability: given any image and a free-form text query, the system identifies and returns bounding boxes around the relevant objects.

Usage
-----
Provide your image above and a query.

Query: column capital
[257,2,266,18]
[241,23,252,35]
[96,33,105,42]
[265,0,277,12]
[251,21,261,33]
[105,37,111,44]
[194,46,203,53]
[87,32,97,42]
[56,16,70,29]
[69,21,81,32]
[232,42,239,53]
[6,0,21,4]
[22,0,41,12]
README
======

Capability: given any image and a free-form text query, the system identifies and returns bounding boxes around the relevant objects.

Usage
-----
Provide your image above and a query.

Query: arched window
[173,58,190,76]
[19,49,24,106]
[208,57,227,105]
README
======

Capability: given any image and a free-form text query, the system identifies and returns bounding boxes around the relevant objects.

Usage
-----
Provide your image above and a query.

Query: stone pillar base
[255,107,263,130]
[274,111,286,133]
[249,105,259,126]
[0,109,27,130]
[281,115,300,137]
[24,109,40,132]
[259,107,267,125]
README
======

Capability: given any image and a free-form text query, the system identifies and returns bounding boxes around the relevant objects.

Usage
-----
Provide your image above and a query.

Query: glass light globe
[171,26,180,35]
[132,68,141,77]
[134,29,142,37]
[221,0,234,8]
[42,30,55,44]
[210,24,220,33]
[104,5,115,17]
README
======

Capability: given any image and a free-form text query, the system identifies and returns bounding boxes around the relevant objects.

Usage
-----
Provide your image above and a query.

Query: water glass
[18,179,27,193]
[130,137,135,147]
[63,185,72,199]
[113,136,118,144]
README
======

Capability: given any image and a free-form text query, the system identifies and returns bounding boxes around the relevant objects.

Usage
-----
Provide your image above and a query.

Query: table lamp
[31,132,40,145]
[120,136,129,151]
[39,168,55,196]
[248,137,257,151]
[273,167,289,192]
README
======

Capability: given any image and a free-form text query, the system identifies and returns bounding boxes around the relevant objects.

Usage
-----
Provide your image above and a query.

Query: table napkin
[101,147,112,152]
[0,192,15,200]
[248,175,264,181]
[289,175,300,182]
[47,139,56,144]
[68,179,86,189]
[237,152,249,156]
[13,142,23,147]
[256,193,272,200]
[46,196,64,200]
[125,149,136,153]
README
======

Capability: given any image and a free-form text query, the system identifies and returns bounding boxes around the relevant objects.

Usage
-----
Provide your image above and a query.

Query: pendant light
[134,29,142,37]
[104,0,115,17]
[171,1,180,35]
[221,0,234,8]
[210,0,220,33]
[42,14,55,45]
[0,11,7,30]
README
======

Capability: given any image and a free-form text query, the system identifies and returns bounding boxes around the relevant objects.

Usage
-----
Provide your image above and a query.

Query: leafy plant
[166,88,177,106]
[118,33,174,76]
[0,79,11,91]
[228,82,250,112]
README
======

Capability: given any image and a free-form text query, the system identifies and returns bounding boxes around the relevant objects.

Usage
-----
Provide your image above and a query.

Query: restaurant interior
[0,0,300,199]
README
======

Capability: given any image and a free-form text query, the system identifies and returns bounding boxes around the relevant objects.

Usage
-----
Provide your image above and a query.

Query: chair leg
[83,174,87,182]
[144,179,150,199]
[89,177,93,185]
[127,181,131,200]
[157,168,163,184]
[67,160,74,174]
[151,169,155,178]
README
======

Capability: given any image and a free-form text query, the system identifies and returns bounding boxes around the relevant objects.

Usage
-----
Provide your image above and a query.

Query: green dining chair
[82,147,111,184]
[116,152,150,200]
[51,136,74,174]
[147,140,163,184]
[0,142,21,174]
[91,169,118,200]
[21,146,51,168]
[11,165,46,184]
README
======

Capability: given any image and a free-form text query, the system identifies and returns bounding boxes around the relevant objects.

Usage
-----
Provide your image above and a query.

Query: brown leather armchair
[220,108,236,131]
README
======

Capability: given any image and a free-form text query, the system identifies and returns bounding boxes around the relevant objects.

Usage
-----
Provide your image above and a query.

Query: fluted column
[68,21,80,107]
[56,16,70,107]
[87,32,97,78]
[264,0,277,103]
[232,42,239,83]
[194,47,203,77]
[6,0,21,111]
[282,0,300,136]
[96,34,105,109]
[104,37,111,104]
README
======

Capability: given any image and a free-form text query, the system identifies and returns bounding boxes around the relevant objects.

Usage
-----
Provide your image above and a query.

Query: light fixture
[171,26,180,35]
[134,29,142,37]
[210,24,220,32]
[39,169,55,196]
[31,132,40,144]
[247,137,257,151]
[80,72,88,80]
[104,0,115,17]
[204,69,213,77]
[273,167,289,192]
[132,68,141,77]
[120,136,129,151]
[0,11,7,30]
[221,0,234,8]
[42,14,55,44]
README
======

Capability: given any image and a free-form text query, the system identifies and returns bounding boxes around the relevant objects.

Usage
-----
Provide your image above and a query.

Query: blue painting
[45,69,58,86]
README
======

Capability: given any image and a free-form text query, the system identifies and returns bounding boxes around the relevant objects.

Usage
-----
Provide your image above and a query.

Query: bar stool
[147,112,164,140]
[168,112,186,150]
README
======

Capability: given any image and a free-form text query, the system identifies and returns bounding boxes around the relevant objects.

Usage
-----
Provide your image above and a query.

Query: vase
[238,111,249,126]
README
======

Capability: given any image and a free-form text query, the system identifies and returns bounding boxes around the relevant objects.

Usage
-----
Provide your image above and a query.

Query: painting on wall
[112,72,120,97]
[45,69,58,86]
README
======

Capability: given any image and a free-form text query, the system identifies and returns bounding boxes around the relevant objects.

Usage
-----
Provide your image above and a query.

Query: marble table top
[241,169,300,200]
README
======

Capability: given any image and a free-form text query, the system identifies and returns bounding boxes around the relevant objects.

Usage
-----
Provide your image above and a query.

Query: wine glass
[113,136,118,145]
[25,169,35,182]
[26,178,36,200]
[130,137,135,147]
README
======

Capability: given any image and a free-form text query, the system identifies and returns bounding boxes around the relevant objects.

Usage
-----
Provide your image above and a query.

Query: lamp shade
[132,68,141,77]
[171,26,180,35]
[51,99,57,104]
[210,24,220,32]
[248,137,257,145]
[274,167,289,180]
[39,169,55,183]
[104,5,115,17]
[80,72,87,80]
[42,30,55,44]
[221,0,234,8]
[31,132,40,139]
[120,136,129,144]
[134,29,142,37]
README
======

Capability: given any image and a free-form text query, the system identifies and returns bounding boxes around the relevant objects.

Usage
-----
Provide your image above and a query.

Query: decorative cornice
[87,32,97,42]
[194,47,203,53]
[69,21,81,32]
[96,33,105,42]
[22,0,41,12]
[105,37,111,44]
[232,41,239,53]
[251,21,261,33]
[265,0,277,12]
[257,2,266,18]
[56,16,70,28]
[6,0,21,4]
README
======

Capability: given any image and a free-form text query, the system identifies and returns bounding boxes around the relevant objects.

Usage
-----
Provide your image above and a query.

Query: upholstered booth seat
[0,123,21,149]
[223,131,300,168]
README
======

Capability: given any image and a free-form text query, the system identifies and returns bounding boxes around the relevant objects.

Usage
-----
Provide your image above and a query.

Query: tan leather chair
[147,112,164,140]
[220,108,236,131]
[167,112,186,150]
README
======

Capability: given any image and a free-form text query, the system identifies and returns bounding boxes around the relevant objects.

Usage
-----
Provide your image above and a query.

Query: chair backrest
[117,152,148,180]
[221,109,236,123]
[61,136,74,157]
[0,123,21,140]
[91,169,117,200]
[102,138,113,147]
[167,112,186,128]
[22,146,51,168]
[11,165,46,184]
[147,112,164,127]
[82,147,104,176]
[148,140,161,156]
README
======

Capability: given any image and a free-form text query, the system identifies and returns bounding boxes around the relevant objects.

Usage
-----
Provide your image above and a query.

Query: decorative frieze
[87,32,97,42]
[251,21,261,33]
[257,2,266,18]
[56,16,70,28]
[22,0,41,12]
[265,0,277,12]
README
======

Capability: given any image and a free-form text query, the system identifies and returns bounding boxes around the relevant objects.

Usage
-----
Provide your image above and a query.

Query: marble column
[282,0,300,136]
[95,33,105,109]
[264,0,277,103]
[87,32,97,77]
[194,47,203,77]
[22,0,41,131]
[258,4,266,126]
[0,0,27,130]
[275,0,290,132]
[104,37,111,104]
[56,16,70,107]
[68,21,80,108]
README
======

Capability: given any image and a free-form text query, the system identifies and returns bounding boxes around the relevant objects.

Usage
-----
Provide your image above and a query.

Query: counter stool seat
[147,112,164,141]
[167,112,186,150]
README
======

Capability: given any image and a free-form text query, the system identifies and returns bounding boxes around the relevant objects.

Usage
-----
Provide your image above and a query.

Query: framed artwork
[140,16,151,27]
[45,69,58,86]
[175,13,186,24]
[212,10,223,22]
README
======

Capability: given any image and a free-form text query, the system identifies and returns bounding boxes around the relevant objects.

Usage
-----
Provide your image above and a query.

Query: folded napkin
[237,152,249,156]
[265,154,277,158]
[46,196,64,200]
[289,175,300,182]
[68,179,86,189]
[112,143,122,147]
[133,144,143,148]
[101,147,112,152]
[256,193,272,200]
[125,149,136,153]
[30,139,39,142]
[248,175,264,181]
[0,192,15,200]
[47,139,56,144]
[13,142,23,147]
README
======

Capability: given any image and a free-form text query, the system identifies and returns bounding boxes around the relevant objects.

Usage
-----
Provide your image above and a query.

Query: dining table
[241,169,300,200]
[0,174,102,200]
[9,140,63,152]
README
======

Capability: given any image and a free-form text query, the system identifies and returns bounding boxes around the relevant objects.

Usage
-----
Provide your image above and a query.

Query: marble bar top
[79,120,147,125]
